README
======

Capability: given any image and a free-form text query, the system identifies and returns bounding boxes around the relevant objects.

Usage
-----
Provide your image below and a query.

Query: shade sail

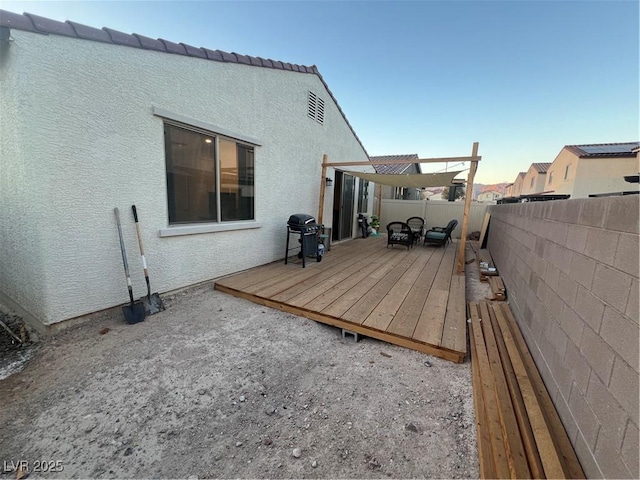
[338,170,465,188]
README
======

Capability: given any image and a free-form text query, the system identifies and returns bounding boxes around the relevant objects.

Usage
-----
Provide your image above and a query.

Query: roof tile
[0,9,38,33]
[180,43,206,58]
[272,60,284,69]
[159,38,187,55]
[102,27,141,47]
[257,57,273,68]
[133,33,166,52]
[220,50,237,62]
[234,53,251,65]
[202,48,224,61]
[25,12,76,37]
[248,56,262,66]
[67,20,111,43]
[370,154,419,174]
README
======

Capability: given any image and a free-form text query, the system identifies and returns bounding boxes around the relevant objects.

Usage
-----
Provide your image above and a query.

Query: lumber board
[469,303,512,479]
[470,306,497,480]
[488,276,506,301]
[492,304,566,478]
[489,304,544,478]
[478,302,530,479]
[498,303,585,479]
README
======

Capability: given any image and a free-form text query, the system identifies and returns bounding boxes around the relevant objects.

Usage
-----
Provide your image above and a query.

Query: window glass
[564,165,571,180]
[164,123,254,224]
[357,178,369,213]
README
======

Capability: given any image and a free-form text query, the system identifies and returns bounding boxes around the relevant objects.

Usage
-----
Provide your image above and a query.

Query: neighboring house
[370,154,422,200]
[0,10,374,329]
[504,183,514,197]
[507,172,527,197]
[477,190,503,202]
[422,187,444,200]
[544,142,639,198]
[521,163,552,195]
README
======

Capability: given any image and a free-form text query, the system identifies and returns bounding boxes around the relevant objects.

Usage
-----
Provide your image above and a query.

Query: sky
[1,0,638,184]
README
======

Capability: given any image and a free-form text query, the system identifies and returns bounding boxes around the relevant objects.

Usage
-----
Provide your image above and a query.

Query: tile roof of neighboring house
[531,163,552,173]
[0,9,368,156]
[565,142,640,158]
[517,172,526,178]
[369,154,419,174]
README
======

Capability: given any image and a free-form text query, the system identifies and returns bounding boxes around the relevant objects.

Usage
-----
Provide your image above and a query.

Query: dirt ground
[0,245,491,479]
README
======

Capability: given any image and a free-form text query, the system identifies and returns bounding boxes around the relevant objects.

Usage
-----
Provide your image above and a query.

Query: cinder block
[604,196,639,235]
[569,252,597,289]
[557,271,578,308]
[543,262,561,291]
[574,285,605,332]
[600,307,639,373]
[592,264,632,311]
[341,329,359,342]
[578,198,608,228]
[584,228,620,267]
[564,338,591,394]
[561,304,585,347]
[594,429,634,479]
[551,349,573,399]
[580,326,615,385]
[569,382,601,450]
[554,387,579,443]
[545,287,566,321]
[586,373,629,449]
[608,356,639,419]
[566,224,590,254]
[621,421,639,479]
[614,233,640,277]
[626,278,639,324]
[573,432,602,479]
[544,241,573,274]
[549,320,569,360]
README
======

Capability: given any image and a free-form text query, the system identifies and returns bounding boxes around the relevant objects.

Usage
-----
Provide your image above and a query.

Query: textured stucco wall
[488,196,639,478]
[0,31,370,325]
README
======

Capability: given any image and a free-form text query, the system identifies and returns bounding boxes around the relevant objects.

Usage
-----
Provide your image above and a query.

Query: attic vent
[307,91,325,125]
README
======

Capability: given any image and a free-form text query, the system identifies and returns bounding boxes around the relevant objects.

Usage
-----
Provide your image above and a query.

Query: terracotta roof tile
[103,27,141,47]
[67,20,112,43]
[133,33,166,51]
[25,12,76,37]
[0,9,368,157]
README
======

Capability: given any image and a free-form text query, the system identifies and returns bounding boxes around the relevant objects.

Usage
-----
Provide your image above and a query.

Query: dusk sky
[2,0,638,184]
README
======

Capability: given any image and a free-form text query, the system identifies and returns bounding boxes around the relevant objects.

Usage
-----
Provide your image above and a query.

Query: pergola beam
[457,142,479,273]
[323,155,481,168]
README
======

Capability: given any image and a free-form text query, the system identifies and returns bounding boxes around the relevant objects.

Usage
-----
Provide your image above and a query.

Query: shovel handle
[131,205,149,274]
[114,207,135,304]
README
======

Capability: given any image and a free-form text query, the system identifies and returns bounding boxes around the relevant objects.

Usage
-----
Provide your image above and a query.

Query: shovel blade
[142,293,165,315]
[122,302,146,324]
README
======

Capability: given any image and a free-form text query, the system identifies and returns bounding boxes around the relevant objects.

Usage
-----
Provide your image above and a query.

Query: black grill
[285,213,323,268]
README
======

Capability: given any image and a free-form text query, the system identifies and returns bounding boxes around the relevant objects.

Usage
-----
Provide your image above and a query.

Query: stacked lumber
[488,276,506,301]
[477,249,498,281]
[468,301,584,479]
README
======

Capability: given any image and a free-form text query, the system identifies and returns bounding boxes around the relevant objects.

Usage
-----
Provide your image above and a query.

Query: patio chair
[406,217,425,245]
[423,219,458,247]
[386,221,412,249]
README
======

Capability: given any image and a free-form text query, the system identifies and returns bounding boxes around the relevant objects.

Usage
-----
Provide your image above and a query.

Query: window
[164,122,254,224]
[307,91,325,125]
[548,171,553,185]
[530,177,534,188]
[564,164,571,180]
[357,178,369,213]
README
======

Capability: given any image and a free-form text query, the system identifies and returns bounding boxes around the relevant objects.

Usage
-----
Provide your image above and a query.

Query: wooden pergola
[318,142,481,273]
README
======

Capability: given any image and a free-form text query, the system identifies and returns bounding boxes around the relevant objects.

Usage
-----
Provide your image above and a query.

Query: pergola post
[457,142,479,273]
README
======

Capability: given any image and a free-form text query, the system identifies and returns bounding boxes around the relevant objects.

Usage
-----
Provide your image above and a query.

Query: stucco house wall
[0,25,371,327]
[521,165,548,195]
[545,148,639,198]
[488,196,639,478]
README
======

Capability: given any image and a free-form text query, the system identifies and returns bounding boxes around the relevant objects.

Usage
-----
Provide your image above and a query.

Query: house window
[164,122,254,224]
[564,164,571,180]
[357,178,369,213]
[548,171,553,185]
[530,177,534,188]
[308,91,325,125]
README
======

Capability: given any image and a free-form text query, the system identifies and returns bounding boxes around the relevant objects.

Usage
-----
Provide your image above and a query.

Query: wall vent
[307,91,325,125]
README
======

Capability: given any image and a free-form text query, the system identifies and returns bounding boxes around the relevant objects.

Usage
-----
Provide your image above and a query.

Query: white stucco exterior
[0,30,372,326]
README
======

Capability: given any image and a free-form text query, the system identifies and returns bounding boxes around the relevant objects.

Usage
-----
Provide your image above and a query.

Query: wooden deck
[214,235,468,363]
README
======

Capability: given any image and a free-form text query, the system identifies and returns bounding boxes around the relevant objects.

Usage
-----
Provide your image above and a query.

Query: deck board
[214,235,468,363]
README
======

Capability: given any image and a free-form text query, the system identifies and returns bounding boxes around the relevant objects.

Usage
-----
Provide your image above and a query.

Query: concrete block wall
[488,196,639,479]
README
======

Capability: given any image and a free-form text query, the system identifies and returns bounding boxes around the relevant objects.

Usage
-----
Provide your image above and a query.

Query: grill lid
[288,213,316,226]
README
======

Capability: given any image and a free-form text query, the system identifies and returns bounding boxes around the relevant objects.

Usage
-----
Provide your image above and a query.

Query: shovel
[132,205,165,315]
[114,207,146,324]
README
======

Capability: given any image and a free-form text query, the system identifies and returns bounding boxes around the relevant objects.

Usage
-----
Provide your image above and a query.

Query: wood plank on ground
[469,303,511,479]
[440,271,467,353]
[497,303,585,479]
